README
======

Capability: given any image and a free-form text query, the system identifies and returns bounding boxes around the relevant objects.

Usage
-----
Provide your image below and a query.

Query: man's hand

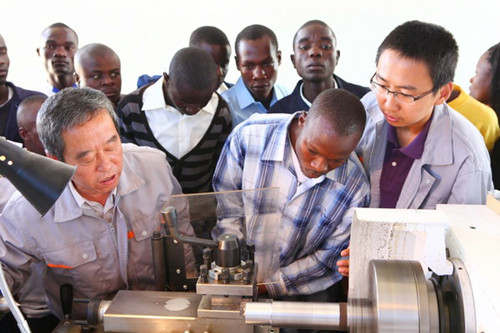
[337,247,350,277]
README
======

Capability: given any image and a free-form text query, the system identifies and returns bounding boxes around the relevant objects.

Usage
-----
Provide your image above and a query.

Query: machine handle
[60,284,73,319]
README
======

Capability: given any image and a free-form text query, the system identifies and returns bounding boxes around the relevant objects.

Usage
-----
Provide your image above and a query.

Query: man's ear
[291,54,296,69]
[36,48,40,57]
[335,50,340,66]
[235,55,240,71]
[18,127,28,141]
[435,82,454,105]
[277,50,282,66]
[298,111,307,127]
[162,72,169,84]
[74,72,80,86]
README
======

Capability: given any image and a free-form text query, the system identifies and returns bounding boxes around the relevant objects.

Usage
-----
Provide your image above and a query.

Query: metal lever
[161,206,218,248]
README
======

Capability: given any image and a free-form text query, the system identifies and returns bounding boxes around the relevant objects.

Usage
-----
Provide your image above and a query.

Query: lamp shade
[0,139,75,216]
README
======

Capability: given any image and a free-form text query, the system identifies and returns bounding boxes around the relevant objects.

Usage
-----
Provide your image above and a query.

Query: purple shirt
[379,117,432,208]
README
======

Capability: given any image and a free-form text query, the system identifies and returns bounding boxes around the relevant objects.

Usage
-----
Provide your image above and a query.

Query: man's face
[197,42,231,89]
[59,110,123,205]
[17,102,45,155]
[469,51,492,105]
[0,35,10,85]
[291,23,339,83]
[165,77,214,116]
[37,27,78,77]
[373,49,449,132]
[76,53,122,106]
[236,36,281,102]
[294,113,359,179]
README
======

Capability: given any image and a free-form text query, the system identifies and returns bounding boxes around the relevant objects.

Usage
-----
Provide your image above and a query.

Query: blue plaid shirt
[213,113,370,297]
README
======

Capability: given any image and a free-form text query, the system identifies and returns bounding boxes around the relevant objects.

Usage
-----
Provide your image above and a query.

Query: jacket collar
[374,103,453,166]
[53,148,146,222]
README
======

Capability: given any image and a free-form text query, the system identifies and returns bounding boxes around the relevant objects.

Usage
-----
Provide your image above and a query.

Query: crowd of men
[0,19,498,333]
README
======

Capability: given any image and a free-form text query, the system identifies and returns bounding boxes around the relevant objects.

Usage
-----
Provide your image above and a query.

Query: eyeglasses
[370,73,434,105]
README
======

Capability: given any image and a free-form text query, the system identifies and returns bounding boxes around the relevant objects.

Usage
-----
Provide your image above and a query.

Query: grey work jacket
[357,92,493,209]
[0,144,189,318]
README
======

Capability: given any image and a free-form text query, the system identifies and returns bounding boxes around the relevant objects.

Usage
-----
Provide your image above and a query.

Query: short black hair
[189,26,230,47]
[376,20,458,92]
[487,42,500,116]
[292,20,336,47]
[235,24,278,58]
[17,95,47,127]
[19,94,47,109]
[308,88,366,137]
[42,22,79,44]
[169,47,218,90]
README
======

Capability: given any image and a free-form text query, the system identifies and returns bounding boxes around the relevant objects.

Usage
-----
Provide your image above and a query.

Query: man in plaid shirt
[213,88,369,304]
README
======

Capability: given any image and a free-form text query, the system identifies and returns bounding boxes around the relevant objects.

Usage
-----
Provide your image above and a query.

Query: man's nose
[309,45,322,57]
[97,153,113,172]
[53,45,67,57]
[382,91,400,110]
[102,75,114,85]
[311,157,328,173]
[252,65,266,79]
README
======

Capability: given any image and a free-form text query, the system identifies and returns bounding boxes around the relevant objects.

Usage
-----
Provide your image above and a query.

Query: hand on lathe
[337,247,350,277]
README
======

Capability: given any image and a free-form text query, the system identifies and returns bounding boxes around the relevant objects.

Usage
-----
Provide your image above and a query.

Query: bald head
[17,95,47,155]
[74,43,122,106]
[75,43,119,69]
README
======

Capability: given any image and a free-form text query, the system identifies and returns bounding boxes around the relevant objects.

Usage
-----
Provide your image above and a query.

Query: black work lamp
[0,138,75,216]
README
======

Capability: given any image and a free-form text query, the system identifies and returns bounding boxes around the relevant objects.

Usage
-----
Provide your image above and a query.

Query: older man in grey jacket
[0,88,194,326]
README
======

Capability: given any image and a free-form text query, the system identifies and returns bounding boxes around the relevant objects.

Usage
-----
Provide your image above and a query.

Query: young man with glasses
[356,20,493,209]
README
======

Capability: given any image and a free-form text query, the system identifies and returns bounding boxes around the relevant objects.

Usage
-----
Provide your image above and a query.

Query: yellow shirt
[448,84,500,151]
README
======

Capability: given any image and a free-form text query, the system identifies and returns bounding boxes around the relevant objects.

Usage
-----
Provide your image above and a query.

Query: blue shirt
[380,118,431,208]
[221,77,289,127]
[212,113,370,297]
[52,83,77,93]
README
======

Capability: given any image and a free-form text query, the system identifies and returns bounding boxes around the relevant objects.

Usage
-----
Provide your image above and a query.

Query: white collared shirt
[299,79,337,107]
[69,181,116,222]
[142,76,218,159]
[289,140,311,185]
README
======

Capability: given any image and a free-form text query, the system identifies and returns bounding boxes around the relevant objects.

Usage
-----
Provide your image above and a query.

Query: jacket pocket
[43,240,97,270]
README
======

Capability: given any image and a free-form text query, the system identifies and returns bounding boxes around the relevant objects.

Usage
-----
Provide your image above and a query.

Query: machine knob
[215,234,240,268]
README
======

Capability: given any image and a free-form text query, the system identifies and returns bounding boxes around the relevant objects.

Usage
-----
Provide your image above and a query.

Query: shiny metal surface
[102,290,263,333]
[369,260,439,333]
[152,232,167,291]
[245,301,347,331]
[196,263,257,297]
[438,258,476,333]
[347,297,373,332]
[198,295,244,319]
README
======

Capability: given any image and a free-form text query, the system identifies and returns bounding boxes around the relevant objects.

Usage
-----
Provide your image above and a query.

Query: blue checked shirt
[212,112,370,297]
